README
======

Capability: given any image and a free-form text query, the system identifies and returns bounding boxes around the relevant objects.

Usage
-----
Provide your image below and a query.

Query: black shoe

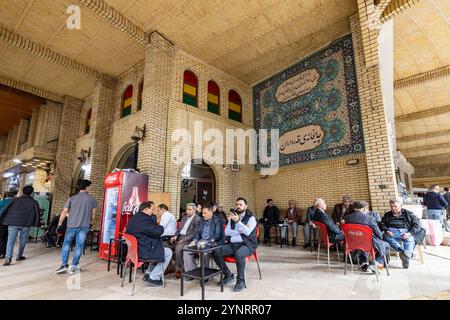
[233,280,246,292]
[3,258,11,266]
[56,264,69,274]
[0,254,5,259]
[143,273,150,281]
[147,278,163,287]
[303,243,310,249]
[263,239,268,244]
[360,263,369,272]
[219,273,234,286]
[16,256,26,261]
[46,244,56,248]
[399,251,410,269]
[292,238,296,246]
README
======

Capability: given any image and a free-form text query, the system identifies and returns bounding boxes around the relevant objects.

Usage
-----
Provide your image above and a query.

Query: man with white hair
[312,198,344,243]
[381,199,421,269]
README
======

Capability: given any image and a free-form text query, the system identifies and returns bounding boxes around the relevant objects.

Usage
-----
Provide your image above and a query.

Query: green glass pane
[228,110,242,122]
[207,102,220,114]
[122,106,131,117]
[183,94,197,107]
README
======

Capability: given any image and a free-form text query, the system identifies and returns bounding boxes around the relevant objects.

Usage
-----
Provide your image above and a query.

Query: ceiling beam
[394,65,450,90]
[0,75,62,103]
[380,0,419,23]
[0,26,105,80]
[396,129,450,143]
[400,142,450,155]
[79,0,149,46]
[395,104,450,122]
[407,152,450,166]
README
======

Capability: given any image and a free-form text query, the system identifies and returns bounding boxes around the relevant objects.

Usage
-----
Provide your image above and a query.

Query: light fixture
[13,158,22,164]
[346,159,359,165]
[3,172,14,178]
[131,124,146,143]
[77,148,90,162]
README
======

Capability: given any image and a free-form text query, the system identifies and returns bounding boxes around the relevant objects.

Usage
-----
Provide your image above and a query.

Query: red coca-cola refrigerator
[98,169,148,260]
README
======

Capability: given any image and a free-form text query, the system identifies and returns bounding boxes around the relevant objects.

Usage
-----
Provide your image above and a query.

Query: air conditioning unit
[230,160,240,171]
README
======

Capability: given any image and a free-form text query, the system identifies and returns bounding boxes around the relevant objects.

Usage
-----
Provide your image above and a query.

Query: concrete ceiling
[393,0,450,171]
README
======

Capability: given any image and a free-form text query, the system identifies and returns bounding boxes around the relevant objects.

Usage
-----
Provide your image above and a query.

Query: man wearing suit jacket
[342,200,390,272]
[283,200,302,246]
[170,203,201,279]
[312,198,344,243]
[183,205,224,274]
[332,195,354,225]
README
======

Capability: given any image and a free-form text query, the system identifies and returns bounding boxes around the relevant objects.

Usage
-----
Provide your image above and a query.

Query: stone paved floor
[0,241,449,300]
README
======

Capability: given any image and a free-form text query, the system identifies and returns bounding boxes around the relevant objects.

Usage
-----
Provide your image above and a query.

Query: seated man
[158,204,177,241]
[44,213,67,248]
[332,195,353,225]
[126,201,172,287]
[381,199,421,269]
[213,197,258,292]
[283,200,301,246]
[303,202,318,248]
[183,205,224,276]
[312,198,344,244]
[261,199,280,244]
[342,200,390,272]
[170,203,201,279]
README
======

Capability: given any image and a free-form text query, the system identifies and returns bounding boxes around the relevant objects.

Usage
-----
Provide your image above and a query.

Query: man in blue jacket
[126,201,172,287]
[424,185,448,225]
[0,191,17,259]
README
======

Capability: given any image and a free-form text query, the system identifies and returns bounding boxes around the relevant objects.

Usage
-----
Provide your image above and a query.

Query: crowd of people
[1,180,449,293]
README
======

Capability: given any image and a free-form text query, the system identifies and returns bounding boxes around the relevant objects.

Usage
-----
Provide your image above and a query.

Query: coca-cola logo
[122,203,139,215]
[105,174,120,185]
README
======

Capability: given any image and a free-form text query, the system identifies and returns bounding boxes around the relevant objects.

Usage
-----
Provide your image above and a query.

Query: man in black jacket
[312,198,344,243]
[183,205,224,274]
[342,200,390,272]
[213,197,258,292]
[0,186,40,266]
[262,199,279,244]
[126,201,172,287]
[382,199,421,269]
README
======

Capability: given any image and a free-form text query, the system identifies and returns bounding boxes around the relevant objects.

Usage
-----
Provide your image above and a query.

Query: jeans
[282,219,298,239]
[61,227,89,267]
[427,209,445,225]
[6,226,30,259]
[213,243,253,282]
[145,247,173,281]
[304,222,318,245]
[385,228,415,254]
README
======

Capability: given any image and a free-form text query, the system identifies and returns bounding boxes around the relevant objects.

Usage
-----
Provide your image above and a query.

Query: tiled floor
[0,241,449,300]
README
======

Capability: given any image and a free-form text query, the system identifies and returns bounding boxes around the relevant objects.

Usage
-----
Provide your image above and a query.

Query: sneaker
[16,256,26,261]
[147,278,163,287]
[218,273,234,286]
[68,265,80,275]
[3,258,11,266]
[56,264,69,274]
[233,280,246,292]
[143,273,150,281]
[399,252,410,269]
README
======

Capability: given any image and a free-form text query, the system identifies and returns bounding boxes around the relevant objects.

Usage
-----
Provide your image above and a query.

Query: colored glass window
[207,80,220,115]
[122,85,133,117]
[228,90,242,122]
[183,70,198,107]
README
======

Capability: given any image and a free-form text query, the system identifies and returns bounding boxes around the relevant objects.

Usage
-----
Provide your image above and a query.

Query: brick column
[52,96,83,216]
[85,75,116,228]
[138,32,176,192]
[350,14,398,212]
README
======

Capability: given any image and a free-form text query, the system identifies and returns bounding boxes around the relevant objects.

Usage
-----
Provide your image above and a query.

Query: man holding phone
[212,197,258,292]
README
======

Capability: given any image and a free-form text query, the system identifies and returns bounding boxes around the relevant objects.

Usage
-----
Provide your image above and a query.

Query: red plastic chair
[121,233,164,296]
[223,226,262,280]
[312,220,341,268]
[341,224,389,282]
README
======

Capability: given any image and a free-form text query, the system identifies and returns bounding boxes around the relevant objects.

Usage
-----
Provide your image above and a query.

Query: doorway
[179,160,215,213]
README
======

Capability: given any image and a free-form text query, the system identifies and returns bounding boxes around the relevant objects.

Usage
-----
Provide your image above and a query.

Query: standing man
[170,203,201,279]
[262,199,280,244]
[0,191,17,259]
[213,197,258,292]
[424,185,448,226]
[382,199,421,269]
[1,187,40,266]
[332,195,353,225]
[55,180,97,275]
[283,200,301,246]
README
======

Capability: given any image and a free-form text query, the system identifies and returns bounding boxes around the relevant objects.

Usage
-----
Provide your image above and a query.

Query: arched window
[207,80,220,115]
[116,144,138,170]
[121,85,133,117]
[85,108,91,134]
[228,90,242,122]
[183,70,198,107]
[137,79,143,111]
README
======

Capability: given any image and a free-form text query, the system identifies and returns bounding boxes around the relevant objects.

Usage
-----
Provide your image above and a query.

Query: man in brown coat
[332,195,353,225]
[170,203,201,278]
[284,200,302,246]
